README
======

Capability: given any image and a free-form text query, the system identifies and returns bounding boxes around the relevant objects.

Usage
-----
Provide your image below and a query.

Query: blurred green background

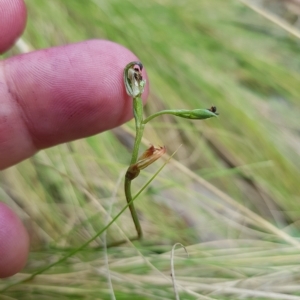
[1,0,300,299]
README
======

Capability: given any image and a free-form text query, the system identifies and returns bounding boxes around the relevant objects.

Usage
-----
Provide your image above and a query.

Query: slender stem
[143,109,189,124]
[124,177,143,239]
[125,95,144,240]
[130,97,145,164]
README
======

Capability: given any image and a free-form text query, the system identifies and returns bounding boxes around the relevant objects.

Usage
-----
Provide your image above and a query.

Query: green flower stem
[143,110,181,124]
[124,95,145,240]
[124,177,143,239]
[130,96,145,165]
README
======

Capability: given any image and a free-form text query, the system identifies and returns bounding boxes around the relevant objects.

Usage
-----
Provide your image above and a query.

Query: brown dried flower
[126,145,166,180]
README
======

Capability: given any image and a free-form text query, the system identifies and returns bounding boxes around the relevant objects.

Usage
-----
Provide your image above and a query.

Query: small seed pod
[174,108,218,120]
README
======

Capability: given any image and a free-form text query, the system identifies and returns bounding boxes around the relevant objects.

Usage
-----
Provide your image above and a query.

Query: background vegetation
[1,0,300,299]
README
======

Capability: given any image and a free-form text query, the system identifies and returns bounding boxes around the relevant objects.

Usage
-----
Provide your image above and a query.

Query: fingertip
[0,40,149,168]
[0,202,29,278]
[0,0,27,54]
[5,40,149,149]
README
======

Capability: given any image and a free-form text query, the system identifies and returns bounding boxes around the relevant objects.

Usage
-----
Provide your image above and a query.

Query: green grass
[1,0,300,299]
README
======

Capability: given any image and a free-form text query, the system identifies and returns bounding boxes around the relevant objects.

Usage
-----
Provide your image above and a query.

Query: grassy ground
[1,0,300,299]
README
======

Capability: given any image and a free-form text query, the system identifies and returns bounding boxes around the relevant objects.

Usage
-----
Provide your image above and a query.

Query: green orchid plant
[0,62,218,293]
[123,61,218,241]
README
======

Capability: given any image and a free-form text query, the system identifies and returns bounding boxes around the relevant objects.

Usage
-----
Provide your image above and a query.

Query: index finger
[0,39,149,169]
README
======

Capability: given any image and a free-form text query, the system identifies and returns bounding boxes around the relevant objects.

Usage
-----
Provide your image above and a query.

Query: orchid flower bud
[174,107,218,120]
[126,145,166,180]
[124,61,146,98]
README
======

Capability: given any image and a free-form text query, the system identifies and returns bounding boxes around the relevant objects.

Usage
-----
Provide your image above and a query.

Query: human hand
[0,0,148,278]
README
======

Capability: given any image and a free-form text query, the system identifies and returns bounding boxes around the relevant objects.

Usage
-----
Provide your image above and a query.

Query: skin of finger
[0,0,27,54]
[0,39,149,169]
[0,202,29,278]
